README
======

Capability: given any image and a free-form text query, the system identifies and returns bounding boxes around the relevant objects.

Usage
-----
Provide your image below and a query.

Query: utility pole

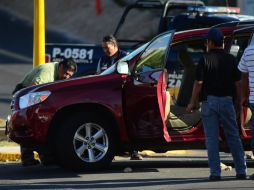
[33,0,45,67]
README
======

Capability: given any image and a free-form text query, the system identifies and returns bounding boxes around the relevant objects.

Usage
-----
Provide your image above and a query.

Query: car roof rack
[135,0,204,6]
[135,0,163,6]
[213,20,254,28]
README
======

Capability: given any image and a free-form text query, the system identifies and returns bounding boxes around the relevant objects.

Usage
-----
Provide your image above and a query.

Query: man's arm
[31,69,51,85]
[186,80,203,112]
[237,49,249,106]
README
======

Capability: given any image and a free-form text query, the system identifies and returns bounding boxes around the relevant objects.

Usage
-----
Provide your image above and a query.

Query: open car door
[123,31,174,142]
[229,26,254,142]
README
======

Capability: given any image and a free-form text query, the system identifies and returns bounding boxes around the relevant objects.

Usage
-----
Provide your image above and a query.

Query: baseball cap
[207,27,224,46]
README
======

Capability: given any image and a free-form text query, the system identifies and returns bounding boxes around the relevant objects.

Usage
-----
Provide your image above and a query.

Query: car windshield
[100,43,148,75]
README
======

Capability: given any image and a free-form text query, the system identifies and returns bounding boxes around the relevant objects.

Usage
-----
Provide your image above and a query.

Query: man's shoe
[130,151,142,160]
[236,174,247,180]
[209,175,221,181]
[22,159,40,167]
[249,173,254,180]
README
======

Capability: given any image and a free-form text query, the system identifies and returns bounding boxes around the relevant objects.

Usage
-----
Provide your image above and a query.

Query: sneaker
[209,175,221,181]
[249,173,254,180]
[22,159,40,167]
[236,174,247,180]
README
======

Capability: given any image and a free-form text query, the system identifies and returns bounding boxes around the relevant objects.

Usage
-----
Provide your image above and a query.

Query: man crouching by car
[12,58,77,166]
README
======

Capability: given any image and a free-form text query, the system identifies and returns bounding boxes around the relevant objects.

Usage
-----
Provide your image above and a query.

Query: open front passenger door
[123,32,174,143]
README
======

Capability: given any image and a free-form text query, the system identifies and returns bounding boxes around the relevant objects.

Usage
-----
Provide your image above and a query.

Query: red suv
[7,22,254,170]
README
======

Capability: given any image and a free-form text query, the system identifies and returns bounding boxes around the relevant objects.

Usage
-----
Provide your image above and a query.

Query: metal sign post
[33,0,45,67]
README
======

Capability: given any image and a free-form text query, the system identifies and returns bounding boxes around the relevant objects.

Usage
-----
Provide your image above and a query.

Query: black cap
[207,28,224,46]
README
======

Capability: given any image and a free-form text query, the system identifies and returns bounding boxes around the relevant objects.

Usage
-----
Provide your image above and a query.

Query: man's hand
[186,80,203,113]
[186,102,195,112]
[241,96,249,107]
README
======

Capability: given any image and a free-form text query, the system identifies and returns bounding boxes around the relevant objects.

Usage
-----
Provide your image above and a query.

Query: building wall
[238,0,254,16]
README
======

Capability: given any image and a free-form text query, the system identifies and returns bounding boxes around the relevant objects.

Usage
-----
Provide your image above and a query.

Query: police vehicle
[46,0,254,77]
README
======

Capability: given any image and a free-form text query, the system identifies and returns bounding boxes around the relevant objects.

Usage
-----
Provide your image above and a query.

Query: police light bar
[187,6,240,14]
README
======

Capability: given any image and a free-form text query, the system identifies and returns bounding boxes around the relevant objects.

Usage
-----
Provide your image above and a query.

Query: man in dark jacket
[97,35,142,160]
[96,35,127,73]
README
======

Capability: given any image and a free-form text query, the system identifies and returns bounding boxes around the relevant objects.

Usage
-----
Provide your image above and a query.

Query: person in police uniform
[96,35,127,74]
[97,35,142,160]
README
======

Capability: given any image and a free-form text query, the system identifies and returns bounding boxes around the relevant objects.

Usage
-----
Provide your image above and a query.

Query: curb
[140,150,188,158]
[0,147,190,162]
[0,148,39,162]
[0,153,20,162]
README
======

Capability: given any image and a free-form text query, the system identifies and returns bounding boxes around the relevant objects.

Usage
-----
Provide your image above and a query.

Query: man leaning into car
[12,58,77,166]
[186,28,247,180]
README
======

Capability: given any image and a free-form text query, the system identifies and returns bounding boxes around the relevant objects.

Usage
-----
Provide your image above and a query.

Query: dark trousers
[20,145,53,163]
[20,146,38,162]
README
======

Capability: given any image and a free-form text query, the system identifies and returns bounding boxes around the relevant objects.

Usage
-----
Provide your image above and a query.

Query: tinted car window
[100,43,148,75]
[229,35,252,62]
[135,33,172,74]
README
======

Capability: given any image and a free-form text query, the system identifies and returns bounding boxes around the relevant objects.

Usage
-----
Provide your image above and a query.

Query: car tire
[54,112,116,171]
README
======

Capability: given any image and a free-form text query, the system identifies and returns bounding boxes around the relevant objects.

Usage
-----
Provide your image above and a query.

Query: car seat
[176,49,196,106]
[167,48,201,129]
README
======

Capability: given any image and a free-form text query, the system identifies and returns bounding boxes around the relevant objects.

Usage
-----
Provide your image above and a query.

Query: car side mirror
[117,61,129,75]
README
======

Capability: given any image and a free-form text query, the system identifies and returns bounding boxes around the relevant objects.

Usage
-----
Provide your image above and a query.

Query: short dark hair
[102,35,118,46]
[59,58,77,72]
[207,28,224,47]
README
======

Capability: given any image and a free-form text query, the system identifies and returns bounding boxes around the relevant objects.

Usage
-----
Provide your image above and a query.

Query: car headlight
[19,91,51,109]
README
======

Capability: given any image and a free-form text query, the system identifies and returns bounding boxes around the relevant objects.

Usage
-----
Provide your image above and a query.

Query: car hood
[29,73,119,93]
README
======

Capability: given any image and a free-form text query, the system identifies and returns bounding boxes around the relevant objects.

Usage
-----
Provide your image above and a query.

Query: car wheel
[54,112,116,171]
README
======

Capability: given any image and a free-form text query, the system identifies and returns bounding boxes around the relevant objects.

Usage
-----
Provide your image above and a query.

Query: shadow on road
[1,160,254,179]
[0,160,254,189]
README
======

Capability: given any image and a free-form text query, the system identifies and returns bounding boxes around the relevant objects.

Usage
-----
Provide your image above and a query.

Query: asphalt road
[0,157,254,190]
[0,7,86,119]
[0,63,31,118]
[0,8,83,64]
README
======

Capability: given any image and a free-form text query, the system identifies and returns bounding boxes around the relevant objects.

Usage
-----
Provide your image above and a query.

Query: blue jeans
[201,96,246,176]
[249,103,254,154]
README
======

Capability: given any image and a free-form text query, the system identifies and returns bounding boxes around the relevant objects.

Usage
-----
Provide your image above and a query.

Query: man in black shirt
[186,28,246,180]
